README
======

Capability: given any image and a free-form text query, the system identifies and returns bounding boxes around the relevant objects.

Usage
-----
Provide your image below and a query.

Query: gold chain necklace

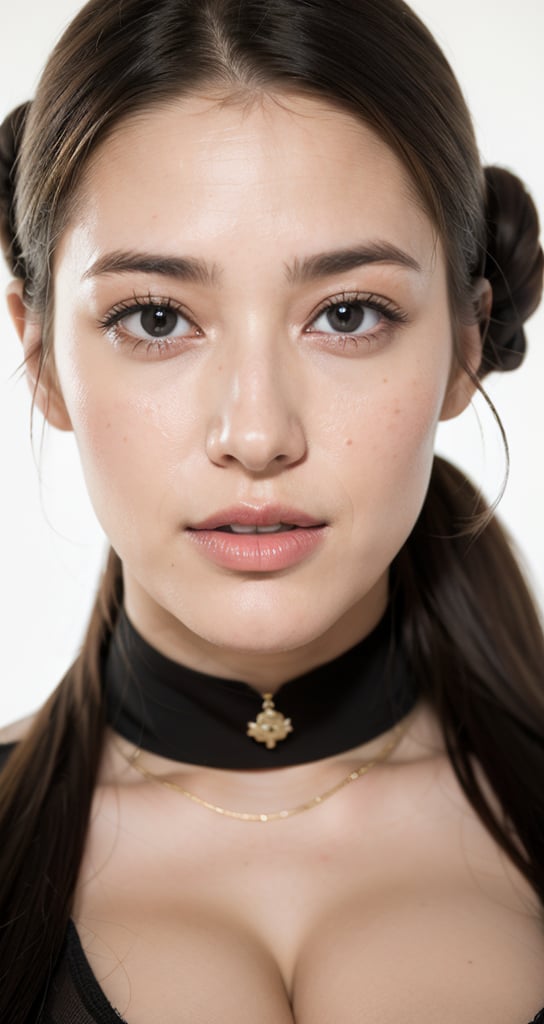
[116,716,410,823]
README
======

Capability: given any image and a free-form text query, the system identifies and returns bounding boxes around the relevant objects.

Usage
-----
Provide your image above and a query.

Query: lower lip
[186,527,326,572]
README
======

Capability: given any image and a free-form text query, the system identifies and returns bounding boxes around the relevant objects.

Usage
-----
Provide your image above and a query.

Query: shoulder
[0,713,36,745]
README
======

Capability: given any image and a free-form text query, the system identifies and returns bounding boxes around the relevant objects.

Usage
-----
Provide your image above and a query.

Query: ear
[439,279,492,422]
[6,279,73,431]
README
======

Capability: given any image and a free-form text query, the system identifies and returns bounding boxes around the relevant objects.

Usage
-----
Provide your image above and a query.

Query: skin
[6,93,544,1023]
[9,91,482,690]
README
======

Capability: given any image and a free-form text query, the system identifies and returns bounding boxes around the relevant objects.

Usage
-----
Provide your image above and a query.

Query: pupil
[141,306,177,337]
[328,303,364,332]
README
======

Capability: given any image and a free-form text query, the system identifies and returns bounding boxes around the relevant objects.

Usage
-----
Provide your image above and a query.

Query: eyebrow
[82,241,421,286]
[83,250,220,286]
[286,242,421,283]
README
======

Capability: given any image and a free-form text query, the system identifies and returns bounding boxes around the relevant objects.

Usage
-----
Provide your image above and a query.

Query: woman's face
[40,93,477,677]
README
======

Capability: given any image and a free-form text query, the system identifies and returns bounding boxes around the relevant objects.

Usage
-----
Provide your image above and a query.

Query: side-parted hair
[0,2,542,1020]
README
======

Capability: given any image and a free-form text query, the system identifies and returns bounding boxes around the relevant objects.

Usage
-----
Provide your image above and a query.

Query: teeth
[225,523,295,534]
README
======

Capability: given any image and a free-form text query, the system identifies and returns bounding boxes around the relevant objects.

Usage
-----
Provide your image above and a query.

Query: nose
[205,345,307,474]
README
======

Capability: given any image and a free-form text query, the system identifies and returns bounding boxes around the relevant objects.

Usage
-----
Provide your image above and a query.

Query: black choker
[104,607,418,769]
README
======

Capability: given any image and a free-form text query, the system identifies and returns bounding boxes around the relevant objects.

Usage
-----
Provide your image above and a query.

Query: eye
[118,304,191,340]
[305,292,408,352]
[98,296,201,357]
[311,300,381,335]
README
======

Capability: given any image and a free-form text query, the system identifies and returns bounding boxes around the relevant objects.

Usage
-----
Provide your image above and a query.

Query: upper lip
[189,504,326,530]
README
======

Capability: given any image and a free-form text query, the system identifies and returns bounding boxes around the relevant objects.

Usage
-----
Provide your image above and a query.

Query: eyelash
[98,290,408,357]
[306,291,408,351]
[98,293,198,356]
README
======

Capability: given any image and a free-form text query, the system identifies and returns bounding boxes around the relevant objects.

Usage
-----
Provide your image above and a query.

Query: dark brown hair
[0,1,542,1019]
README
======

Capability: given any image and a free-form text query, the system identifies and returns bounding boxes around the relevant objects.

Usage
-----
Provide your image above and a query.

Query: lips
[186,505,327,572]
[188,505,326,531]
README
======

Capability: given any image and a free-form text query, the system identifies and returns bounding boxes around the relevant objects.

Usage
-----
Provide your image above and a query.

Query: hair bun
[480,166,543,375]
[0,102,31,277]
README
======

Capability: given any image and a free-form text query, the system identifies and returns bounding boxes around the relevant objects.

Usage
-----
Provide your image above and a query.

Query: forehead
[64,91,438,277]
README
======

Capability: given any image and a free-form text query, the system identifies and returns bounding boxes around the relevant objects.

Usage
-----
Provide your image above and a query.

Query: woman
[0,0,543,1021]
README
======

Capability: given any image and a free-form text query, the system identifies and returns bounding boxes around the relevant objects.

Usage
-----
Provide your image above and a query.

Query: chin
[197,612,325,656]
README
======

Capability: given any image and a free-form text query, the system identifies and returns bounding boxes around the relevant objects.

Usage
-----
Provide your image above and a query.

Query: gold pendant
[247,693,293,750]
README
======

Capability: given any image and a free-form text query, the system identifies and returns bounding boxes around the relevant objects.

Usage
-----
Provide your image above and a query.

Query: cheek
[336,373,444,462]
[329,369,447,527]
[382,380,443,462]
[54,339,185,535]
[73,395,155,536]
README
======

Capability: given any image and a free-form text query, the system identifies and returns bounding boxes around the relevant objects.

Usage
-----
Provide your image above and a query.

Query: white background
[0,0,542,725]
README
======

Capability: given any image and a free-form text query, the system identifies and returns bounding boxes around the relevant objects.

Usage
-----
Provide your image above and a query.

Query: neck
[123,573,389,693]
[104,595,418,770]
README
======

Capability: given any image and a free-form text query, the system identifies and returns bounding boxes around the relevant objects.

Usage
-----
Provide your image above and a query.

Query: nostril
[205,400,307,472]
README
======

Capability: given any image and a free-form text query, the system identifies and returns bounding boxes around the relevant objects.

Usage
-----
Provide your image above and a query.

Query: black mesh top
[1,738,543,1023]
[41,921,127,1024]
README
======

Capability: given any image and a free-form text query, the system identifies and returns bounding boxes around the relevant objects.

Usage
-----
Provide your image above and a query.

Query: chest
[73,759,544,1023]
